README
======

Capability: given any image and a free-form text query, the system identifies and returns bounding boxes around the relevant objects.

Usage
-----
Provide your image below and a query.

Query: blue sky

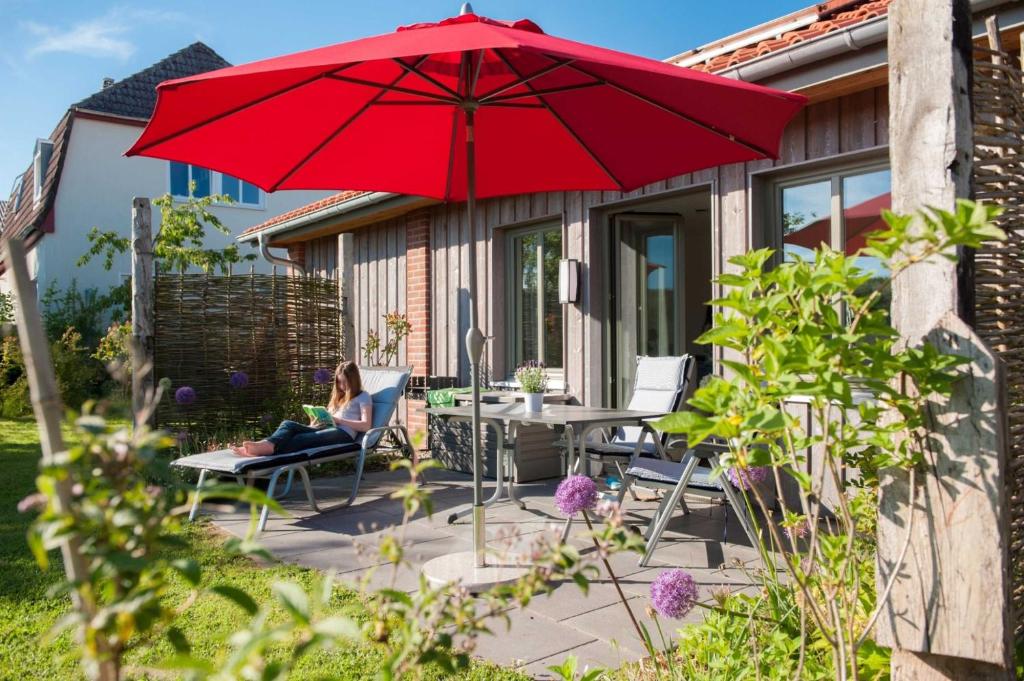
[0,0,811,189]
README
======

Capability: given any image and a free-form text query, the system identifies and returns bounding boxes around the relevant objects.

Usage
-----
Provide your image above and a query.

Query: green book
[302,404,334,427]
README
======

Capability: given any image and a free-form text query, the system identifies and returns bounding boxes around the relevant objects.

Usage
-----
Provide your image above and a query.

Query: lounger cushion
[625,453,722,491]
[171,442,360,474]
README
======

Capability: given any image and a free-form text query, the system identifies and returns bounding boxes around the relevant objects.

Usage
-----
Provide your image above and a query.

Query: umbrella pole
[464,107,487,569]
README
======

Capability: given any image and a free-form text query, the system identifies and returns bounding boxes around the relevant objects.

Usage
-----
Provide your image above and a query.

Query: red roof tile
[240,190,370,237]
[677,0,890,74]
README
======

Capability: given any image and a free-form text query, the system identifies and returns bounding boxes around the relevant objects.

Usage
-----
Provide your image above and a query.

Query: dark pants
[266,420,355,454]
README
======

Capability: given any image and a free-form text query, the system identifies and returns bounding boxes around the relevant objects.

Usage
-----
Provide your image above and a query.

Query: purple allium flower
[260,413,275,426]
[650,569,699,619]
[726,465,769,490]
[554,475,598,516]
[175,430,189,444]
[229,371,249,389]
[313,368,332,385]
[174,386,197,406]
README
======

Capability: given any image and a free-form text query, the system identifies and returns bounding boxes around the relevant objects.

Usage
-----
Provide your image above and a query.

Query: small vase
[522,392,544,413]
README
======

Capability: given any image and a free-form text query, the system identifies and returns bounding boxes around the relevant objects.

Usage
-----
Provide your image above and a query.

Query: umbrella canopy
[126,12,805,199]
[127,8,806,578]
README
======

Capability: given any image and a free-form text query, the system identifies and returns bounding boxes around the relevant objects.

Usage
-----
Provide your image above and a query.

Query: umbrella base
[422,551,530,593]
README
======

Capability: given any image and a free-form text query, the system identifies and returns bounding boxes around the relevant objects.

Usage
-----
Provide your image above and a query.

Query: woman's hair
[328,361,363,411]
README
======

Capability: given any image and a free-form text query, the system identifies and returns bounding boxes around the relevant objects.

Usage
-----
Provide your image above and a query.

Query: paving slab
[556,598,654,658]
[467,607,596,669]
[207,467,769,679]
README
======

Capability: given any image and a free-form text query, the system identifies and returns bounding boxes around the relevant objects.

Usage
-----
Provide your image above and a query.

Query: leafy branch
[77,185,257,275]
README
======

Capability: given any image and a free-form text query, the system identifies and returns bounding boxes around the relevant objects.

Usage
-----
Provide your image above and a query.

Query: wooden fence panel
[972,36,1024,640]
[153,271,341,442]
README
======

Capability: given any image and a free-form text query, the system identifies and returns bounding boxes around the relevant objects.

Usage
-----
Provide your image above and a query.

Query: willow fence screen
[153,268,344,443]
[972,33,1024,638]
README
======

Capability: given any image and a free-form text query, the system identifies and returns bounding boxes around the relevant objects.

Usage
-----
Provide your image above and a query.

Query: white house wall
[34,116,332,296]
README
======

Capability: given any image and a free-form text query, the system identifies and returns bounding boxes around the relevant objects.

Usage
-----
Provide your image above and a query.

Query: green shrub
[0,336,29,417]
[0,376,30,417]
[0,290,13,325]
[40,279,116,348]
[51,328,108,408]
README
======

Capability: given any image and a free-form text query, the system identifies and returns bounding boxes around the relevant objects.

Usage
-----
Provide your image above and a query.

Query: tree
[77,187,256,274]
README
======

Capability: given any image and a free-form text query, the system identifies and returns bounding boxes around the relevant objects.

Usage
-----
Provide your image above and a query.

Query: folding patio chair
[620,439,759,566]
[576,355,696,483]
[172,366,413,533]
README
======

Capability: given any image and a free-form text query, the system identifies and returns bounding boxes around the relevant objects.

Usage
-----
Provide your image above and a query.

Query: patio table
[427,402,666,525]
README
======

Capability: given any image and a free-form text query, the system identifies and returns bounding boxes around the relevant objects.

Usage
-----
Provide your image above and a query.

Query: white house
[0,42,333,297]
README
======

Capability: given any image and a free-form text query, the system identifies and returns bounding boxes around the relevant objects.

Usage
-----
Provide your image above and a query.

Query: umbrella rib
[325,73,458,103]
[128,63,362,155]
[269,55,433,192]
[477,58,574,102]
[371,100,541,108]
[392,57,461,99]
[564,61,776,159]
[493,51,625,190]
[486,81,604,103]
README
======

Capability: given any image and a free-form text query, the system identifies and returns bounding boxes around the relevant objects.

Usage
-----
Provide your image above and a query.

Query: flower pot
[522,392,544,413]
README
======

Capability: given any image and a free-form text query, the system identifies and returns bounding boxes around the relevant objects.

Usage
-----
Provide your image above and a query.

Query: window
[508,223,563,372]
[221,173,262,206]
[169,162,263,207]
[10,174,24,212]
[32,139,53,203]
[776,164,891,312]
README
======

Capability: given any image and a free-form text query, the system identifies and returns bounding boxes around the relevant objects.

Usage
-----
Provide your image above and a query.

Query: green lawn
[0,416,526,680]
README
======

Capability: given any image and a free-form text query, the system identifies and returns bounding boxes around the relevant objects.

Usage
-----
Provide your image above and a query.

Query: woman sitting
[234,361,372,457]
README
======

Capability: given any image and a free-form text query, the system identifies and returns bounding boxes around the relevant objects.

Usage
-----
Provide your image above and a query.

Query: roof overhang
[238,192,436,246]
[71,108,149,127]
[709,0,1024,101]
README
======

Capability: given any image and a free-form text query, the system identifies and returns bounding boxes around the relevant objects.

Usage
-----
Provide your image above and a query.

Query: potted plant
[515,361,547,413]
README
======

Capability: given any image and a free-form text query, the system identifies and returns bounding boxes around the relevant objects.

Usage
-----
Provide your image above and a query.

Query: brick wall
[406,210,431,449]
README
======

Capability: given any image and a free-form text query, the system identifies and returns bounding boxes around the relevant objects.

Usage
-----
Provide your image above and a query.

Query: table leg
[505,422,525,510]
[560,424,578,542]
[447,417,525,524]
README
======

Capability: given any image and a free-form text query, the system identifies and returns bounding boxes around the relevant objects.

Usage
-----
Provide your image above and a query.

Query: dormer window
[169,162,263,208]
[11,174,24,212]
[33,139,54,203]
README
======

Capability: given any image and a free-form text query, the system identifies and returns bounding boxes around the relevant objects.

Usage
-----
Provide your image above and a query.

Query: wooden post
[131,197,154,428]
[338,232,355,360]
[880,1,1013,678]
[2,239,114,680]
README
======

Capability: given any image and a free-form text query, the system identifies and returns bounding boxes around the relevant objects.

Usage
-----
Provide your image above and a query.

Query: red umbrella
[127,6,805,575]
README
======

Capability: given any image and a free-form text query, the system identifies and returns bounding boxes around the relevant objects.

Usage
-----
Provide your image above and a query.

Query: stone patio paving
[209,467,761,679]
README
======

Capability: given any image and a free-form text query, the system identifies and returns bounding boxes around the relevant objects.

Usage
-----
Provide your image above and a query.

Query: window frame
[32,140,53,204]
[504,220,565,379]
[767,159,891,263]
[168,162,265,210]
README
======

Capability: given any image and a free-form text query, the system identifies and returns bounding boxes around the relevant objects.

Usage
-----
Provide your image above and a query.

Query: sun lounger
[172,366,413,533]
